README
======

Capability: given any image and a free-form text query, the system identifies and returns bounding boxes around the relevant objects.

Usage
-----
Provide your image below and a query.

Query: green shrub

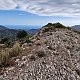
[25,39,32,43]
[43,27,55,32]
[43,23,53,27]
[73,29,80,34]
[42,23,66,33]
[18,36,32,46]
[66,27,72,30]
[0,38,9,44]
[43,23,80,34]
[53,23,66,28]
[17,30,28,39]
[43,27,50,32]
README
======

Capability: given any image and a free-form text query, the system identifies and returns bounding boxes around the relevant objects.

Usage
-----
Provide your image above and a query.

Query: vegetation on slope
[42,22,80,34]
[0,42,22,67]
[0,30,31,67]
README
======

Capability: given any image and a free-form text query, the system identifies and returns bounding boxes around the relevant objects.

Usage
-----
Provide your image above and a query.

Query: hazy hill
[0,25,8,30]
[27,29,39,35]
[0,25,17,40]
[1,23,80,80]
[72,25,80,30]
[0,25,39,40]
[0,25,38,39]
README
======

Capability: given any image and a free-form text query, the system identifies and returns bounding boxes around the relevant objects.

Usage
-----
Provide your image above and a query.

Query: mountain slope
[0,25,8,30]
[27,29,38,35]
[0,25,17,40]
[0,23,80,80]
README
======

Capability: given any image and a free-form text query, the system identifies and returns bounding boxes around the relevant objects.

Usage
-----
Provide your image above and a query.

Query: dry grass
[0,42,22,66]
[10,43,22,57]
[0,49,10,65]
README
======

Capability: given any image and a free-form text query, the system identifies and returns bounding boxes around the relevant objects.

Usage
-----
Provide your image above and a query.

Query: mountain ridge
[0,25,9,30]
[72,25,80,30]
[0,23,80,80]
[0,25,39,40]
[0,25,17,40]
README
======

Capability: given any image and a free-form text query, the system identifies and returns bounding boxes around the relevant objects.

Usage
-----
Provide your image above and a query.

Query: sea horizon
[4,25,42,30]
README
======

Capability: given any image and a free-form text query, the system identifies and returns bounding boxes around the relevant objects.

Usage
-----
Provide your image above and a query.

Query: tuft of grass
[0,49,10,66]
[0,42,22,67]
[10,42,22,57]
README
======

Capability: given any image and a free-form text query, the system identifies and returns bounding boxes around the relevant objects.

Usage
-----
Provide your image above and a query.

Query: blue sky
[0,0,80,26]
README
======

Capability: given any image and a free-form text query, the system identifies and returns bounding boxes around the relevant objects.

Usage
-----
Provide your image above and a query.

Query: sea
[5,25,41,30]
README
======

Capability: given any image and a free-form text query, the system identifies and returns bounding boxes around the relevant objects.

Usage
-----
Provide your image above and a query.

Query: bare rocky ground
[0,28,80,80]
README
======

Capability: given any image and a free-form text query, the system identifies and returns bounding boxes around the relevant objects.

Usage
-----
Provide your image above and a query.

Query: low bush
[43,27,50,32]
[73,29,80,34]
[0,38,9,44]
[17,30,28,39]
[29,55,35,61]
[42,23,65,33]
[36,51,45,58]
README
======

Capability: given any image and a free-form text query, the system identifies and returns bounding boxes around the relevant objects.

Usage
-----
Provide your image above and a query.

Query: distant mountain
[27,29,39,35]
[0,25,17,40]
[5,25,40,36]
[0,25,39,40]
[0,25,8,30]
[72,25,80,30]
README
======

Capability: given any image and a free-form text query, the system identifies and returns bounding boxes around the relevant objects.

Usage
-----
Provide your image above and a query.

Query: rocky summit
[0,23,80,80]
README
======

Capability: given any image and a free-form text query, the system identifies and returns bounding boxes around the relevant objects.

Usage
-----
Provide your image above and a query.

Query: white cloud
[0,0,17,10]
[0,0,80,16]
[18,13,23,16]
